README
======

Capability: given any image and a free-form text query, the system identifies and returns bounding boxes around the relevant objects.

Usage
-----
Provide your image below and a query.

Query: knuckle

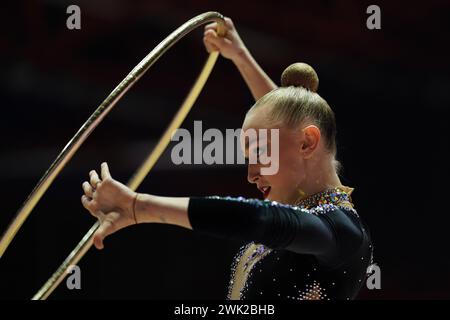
[87,200,96,210]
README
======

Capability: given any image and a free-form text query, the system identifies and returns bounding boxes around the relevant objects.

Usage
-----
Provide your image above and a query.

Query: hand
[81,162,137,250]
[203,17,248,62]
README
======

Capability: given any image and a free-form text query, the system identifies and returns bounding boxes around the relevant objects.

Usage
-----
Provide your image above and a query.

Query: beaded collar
[295,185,355,210]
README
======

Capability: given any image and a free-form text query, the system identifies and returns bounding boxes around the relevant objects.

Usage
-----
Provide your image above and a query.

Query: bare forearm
[135,194,192,229]
[233,48,277,101]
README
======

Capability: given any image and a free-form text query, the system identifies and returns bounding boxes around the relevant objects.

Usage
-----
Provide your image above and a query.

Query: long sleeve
[188,196,364,264]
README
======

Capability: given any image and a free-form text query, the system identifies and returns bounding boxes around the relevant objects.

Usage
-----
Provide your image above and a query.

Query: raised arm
[203,17,277,100]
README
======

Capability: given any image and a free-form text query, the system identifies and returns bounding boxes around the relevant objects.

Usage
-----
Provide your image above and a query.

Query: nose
[247,164,259,184]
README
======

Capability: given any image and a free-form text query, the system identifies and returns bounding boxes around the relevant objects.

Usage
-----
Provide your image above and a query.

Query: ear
[300,125,321,159]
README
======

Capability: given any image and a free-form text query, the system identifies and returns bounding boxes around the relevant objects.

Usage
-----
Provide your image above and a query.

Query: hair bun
[280,62,319,92]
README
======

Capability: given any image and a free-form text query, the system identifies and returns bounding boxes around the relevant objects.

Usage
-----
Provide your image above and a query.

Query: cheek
[264,137,301,186]
[279,150,302,173]
[266,167,294,189]
[274,153,305,187]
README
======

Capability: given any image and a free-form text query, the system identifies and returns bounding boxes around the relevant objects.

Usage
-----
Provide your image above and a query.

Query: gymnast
[81,17,373,300]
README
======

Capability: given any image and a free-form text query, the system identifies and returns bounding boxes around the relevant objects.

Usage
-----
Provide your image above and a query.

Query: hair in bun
[280,62,319,92]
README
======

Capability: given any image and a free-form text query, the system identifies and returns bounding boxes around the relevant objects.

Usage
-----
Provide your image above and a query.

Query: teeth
[262,187,269,193]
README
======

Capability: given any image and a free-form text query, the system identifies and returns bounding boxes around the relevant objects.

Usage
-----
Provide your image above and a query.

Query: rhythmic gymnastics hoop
[0,11,226,300]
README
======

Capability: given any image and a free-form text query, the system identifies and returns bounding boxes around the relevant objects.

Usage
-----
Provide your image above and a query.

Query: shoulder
[318,205,367,259]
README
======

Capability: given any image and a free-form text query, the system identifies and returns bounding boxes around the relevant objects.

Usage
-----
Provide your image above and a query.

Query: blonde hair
[247,63,341,172]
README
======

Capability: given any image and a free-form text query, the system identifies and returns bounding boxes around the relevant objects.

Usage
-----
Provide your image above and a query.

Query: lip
[258,186,271,199]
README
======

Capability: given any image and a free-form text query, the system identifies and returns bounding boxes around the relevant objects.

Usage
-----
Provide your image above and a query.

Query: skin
[80,17,342,250]
[241,105,342,204]
[81,110,342,249]
[203,17,277,100]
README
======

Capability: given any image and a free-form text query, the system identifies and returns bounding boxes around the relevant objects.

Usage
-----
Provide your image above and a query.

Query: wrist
[231,46,251,67]
[134,193,166,224]
[134,193,151,224]
[133,194,191,229]
[131,192,139,224]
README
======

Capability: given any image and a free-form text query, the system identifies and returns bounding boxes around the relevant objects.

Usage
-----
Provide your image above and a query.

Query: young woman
[81,17,372,300]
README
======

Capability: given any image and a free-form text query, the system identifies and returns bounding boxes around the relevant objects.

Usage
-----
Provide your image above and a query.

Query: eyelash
[245,146,267,164]
[254,146,266,156]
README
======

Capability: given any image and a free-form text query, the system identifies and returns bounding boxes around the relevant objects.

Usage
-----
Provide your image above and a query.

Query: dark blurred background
[0,0,449,300]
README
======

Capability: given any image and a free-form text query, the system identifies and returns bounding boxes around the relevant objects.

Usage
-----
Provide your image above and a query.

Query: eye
[250,146,267,164]
[247,144,267,164]
[255,146,266,157]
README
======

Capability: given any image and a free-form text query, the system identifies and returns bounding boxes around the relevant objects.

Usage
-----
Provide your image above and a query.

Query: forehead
[242,105,272,131]
[241,123,278,152]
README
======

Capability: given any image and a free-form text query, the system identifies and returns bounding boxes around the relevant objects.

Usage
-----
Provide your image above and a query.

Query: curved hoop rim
[0,12,226,260]
[1,12,226,298]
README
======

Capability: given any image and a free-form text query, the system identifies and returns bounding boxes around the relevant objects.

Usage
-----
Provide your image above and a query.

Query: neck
[296,155,342,202]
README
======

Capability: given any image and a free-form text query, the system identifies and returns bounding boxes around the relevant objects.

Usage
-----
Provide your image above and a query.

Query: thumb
[93,218,116,250]
[204,29,231,50]
[204,38,219,53]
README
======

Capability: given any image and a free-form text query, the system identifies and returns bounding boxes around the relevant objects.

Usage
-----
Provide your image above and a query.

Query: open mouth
[260,186,271,199]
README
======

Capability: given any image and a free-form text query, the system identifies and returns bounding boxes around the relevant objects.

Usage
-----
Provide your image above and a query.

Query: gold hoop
[0,11,226,299]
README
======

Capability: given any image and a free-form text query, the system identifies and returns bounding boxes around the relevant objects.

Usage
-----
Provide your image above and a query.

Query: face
[241,106,319,205]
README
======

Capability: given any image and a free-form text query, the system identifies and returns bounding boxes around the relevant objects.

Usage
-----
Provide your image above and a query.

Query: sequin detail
[227,242,272,300]
[295,281,327,300]
[224,186,359,300]
[296,186,355,210]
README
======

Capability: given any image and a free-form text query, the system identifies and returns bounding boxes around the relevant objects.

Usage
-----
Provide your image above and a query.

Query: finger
[203,38,219,53]
[224,17,234,28]
[82,181,94,198]
[204,22,217,32]
[205,18,233,33]
[204,30,226,52]
[101,162,112,180]
[89,170,101,188]
[93,218,116,250]
[81,194,94,212]
[81,195,105,220]
[204,33,231,50]
[204,31,219,52]
[204,28,218,38]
